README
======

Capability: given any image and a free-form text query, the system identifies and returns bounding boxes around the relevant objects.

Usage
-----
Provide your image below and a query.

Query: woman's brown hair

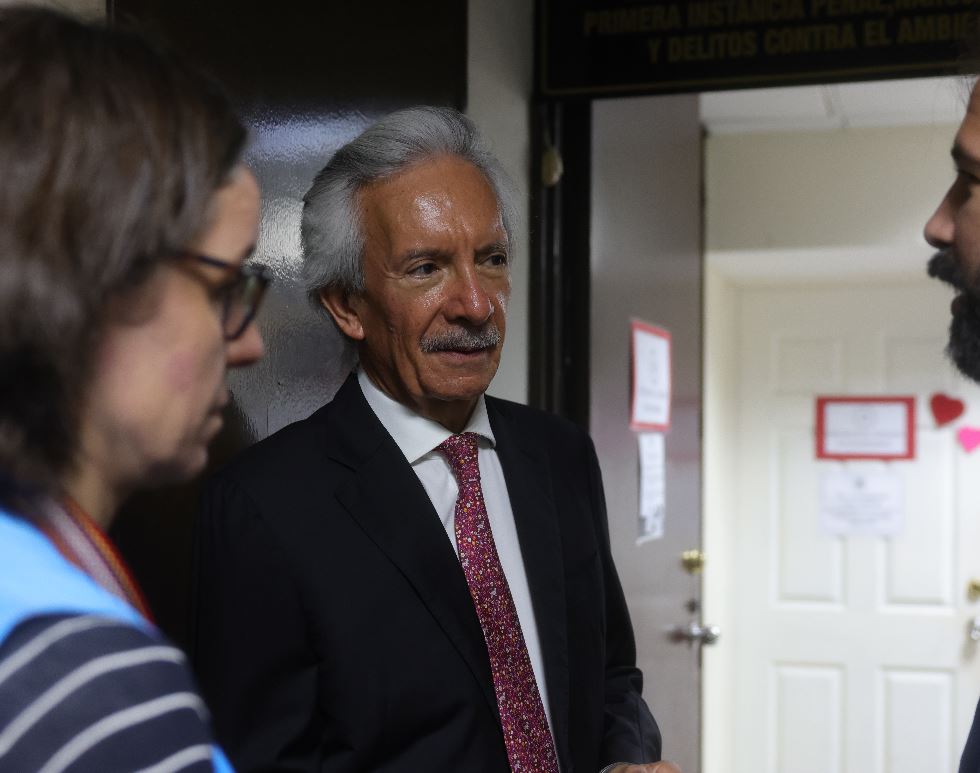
[0,6,246,510]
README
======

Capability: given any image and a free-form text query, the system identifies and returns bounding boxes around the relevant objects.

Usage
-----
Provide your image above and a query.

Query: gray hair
[301,106,516,308]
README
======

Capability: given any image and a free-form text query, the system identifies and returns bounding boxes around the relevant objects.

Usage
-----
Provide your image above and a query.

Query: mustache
[927,249,967,290]
[420,324,501,353]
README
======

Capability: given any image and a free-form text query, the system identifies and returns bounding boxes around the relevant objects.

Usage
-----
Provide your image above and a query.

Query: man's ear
[319,287,365,340]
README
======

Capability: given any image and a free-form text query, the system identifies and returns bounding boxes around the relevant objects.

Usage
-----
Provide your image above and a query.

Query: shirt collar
[358,369,495,464]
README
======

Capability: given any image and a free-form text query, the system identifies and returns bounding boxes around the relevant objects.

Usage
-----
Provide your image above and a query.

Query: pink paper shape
[958,427,980,454]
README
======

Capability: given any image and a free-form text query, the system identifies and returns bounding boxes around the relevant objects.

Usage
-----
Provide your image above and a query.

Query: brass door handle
[969,579,980,601]
[681,549,705,574]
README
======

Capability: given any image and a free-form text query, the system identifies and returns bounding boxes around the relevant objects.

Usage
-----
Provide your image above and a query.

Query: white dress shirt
[357,369,554,738]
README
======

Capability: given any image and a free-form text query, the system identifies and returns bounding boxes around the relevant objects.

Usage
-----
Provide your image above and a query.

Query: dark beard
[928,250,980,382]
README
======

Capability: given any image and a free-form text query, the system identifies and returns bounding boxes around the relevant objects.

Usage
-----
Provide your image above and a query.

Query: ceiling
[699,76,970,134]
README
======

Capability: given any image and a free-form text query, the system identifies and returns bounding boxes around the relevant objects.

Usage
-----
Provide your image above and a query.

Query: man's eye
[409,263,437,277]
[487,253,508,267]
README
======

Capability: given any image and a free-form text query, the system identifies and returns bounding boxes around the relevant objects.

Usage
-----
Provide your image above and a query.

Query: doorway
[702,77,980,771]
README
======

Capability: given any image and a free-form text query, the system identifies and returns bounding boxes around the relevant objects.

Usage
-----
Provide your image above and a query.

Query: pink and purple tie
[438,432,559,773]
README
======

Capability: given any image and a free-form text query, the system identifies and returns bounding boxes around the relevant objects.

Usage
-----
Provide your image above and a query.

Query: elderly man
[192,107,676,773]
[926,80,980,773]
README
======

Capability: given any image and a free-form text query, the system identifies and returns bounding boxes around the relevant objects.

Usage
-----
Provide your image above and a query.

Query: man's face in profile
[925,80,980,383]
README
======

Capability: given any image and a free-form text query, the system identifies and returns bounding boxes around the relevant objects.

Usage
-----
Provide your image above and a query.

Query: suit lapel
[488,399,571,769]
[323,376,499,718]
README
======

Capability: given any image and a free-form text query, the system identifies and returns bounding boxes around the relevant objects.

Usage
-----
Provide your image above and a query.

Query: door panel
[591,94,703,769]
[731,280,980,772]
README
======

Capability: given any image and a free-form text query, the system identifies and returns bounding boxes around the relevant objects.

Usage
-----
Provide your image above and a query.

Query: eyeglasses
[179,252,271,340]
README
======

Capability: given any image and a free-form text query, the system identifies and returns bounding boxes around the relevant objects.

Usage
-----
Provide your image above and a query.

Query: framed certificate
[815,396,916,461]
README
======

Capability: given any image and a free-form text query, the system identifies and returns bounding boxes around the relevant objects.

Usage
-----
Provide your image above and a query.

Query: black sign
[540,0,979,97]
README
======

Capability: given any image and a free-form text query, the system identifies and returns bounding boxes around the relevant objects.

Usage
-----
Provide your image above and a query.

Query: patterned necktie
[438,432,559,773]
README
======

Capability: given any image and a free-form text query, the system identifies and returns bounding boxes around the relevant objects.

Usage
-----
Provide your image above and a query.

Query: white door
[729,278,980,772]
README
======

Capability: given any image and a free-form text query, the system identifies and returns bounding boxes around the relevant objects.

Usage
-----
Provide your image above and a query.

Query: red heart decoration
[931,392,966,427]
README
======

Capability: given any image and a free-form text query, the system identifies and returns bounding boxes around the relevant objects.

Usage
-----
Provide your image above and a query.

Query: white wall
[468,0,532,404]
[706,124,957,277]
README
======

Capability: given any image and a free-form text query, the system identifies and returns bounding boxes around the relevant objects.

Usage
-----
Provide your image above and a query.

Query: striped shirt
[0,613,216,772]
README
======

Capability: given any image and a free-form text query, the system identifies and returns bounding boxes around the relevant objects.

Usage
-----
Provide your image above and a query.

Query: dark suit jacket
[962,697,980,773]
[190,375,661,772]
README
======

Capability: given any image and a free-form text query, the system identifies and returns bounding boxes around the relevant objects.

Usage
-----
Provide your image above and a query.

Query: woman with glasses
[0,7,269,771]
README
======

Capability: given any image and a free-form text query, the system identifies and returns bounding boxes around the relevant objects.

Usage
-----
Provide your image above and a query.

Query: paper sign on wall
[819,465,905,537]
[815,396,915,461]
[638,432,666,543]
[630,320,671,432]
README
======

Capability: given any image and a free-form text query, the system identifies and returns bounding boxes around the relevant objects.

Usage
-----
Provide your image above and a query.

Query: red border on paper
[815,396,916,461]
[630,320,672,432]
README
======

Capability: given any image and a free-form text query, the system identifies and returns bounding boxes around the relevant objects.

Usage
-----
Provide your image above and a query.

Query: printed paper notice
[819,465,905,537]
[630,321,671,431]
[638,433,666,543]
